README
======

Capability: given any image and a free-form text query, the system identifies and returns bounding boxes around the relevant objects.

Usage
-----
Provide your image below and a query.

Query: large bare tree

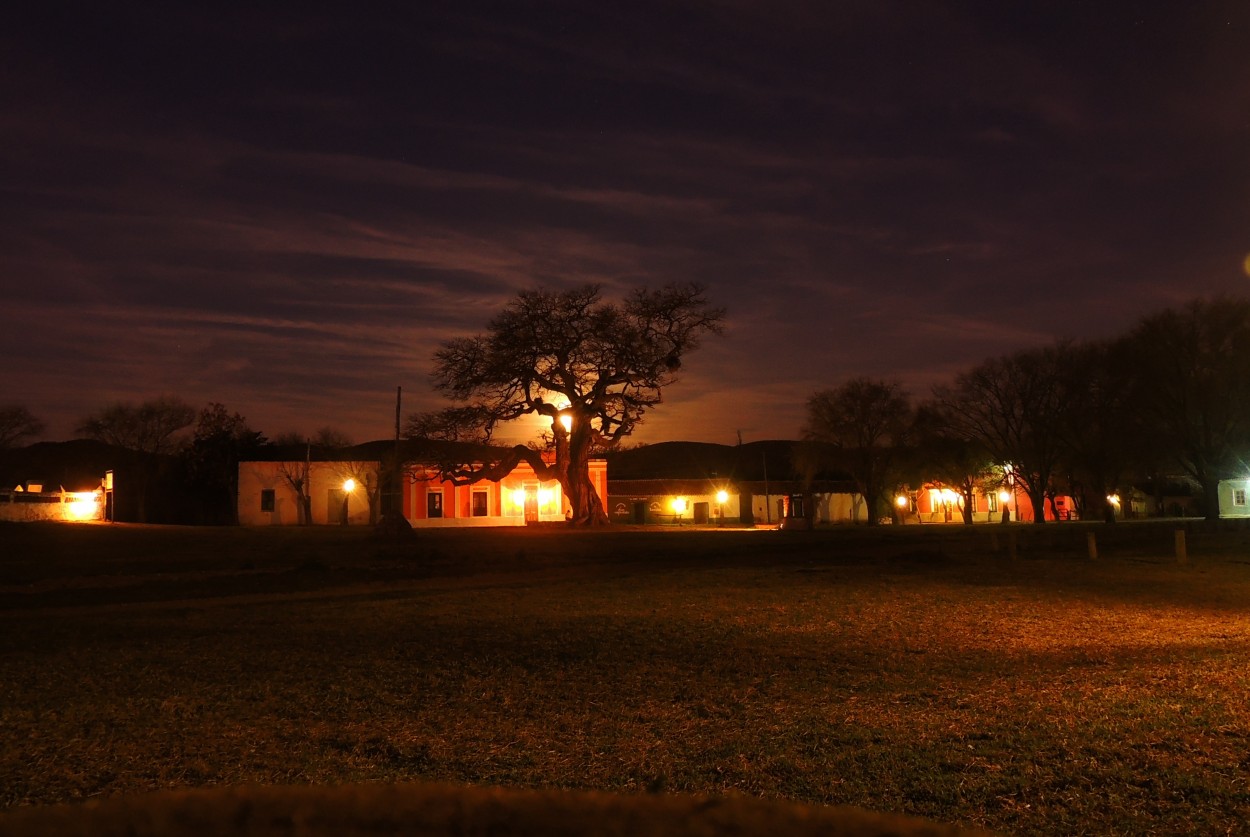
[1051,340,1142,523]
[800,378,913,526]
[183,403,265,525]
[411,283,724,525]
[911,402,1000,525]
[0,405,44,449]
[933,346,1067,525]
[76,395,196,522]
[1127,297,1250,521]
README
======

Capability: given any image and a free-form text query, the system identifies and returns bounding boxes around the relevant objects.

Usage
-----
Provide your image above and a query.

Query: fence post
[1086,531,1097,561]
[1175,530,1187,565]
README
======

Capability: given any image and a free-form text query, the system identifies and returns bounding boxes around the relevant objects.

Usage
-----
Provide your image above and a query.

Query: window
[260,489,275,512]
[427,490,443,518]
[986,491,998,513]
[472,490,488,517]
[1235,489,1246,507]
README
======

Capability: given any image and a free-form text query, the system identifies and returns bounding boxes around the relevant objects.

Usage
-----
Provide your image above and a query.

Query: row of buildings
[6,439,1246,525]
[228,440,1236,527]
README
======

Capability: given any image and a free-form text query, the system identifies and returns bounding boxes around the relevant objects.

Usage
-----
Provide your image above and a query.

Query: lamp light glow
[66,493,99,520]
[896,495,908,508]
[672,497,688,514]
[716,490,729,504]
[512,488,527,507]
[343,478,356,493]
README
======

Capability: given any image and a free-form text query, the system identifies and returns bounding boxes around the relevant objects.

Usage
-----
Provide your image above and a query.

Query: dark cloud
[2,2,1247,444]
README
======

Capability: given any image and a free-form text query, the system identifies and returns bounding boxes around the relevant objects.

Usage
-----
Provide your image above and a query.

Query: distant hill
[0,439,123,491]
[604,440,849,482]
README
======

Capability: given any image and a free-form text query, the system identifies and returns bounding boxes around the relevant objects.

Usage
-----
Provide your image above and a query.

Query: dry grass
[2,521,1250,835]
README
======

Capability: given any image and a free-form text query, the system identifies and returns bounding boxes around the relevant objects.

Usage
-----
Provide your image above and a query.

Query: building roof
[609,478,737,496]
[604,440,851,482]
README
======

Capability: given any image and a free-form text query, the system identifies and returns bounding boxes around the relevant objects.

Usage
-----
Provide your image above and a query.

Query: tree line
[801,297,1250,525]
[0,398,369,524]
[5,291,1245,527]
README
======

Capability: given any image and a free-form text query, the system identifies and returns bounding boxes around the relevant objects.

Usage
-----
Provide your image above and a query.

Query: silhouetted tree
[417,283,723,525]
[311,427,353,449]
[1127,297,1250,521]
[0,405,45,449]
[184,403,265,524]
[331,460,382,524]
[271,439,314,526]
[1051,340,1142,523]
[76,396,196,522]
[800,378,913,526]
[933,346,1067,524]
[911,402,999,524]
[405,406,495,443]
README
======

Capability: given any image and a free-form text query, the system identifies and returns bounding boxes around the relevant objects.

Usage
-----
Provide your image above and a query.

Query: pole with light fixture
[342,478,356,525]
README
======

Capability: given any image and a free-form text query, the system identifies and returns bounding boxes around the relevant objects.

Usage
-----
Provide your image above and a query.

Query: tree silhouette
[933,346,1067,525]
[800,378,913,526]
[413,283,723,525]
[76,396,196,522]
[0,405,44,449]
[1128,297,1250,521]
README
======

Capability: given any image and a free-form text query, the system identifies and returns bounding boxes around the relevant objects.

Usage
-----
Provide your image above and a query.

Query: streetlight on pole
[342,478,356,525]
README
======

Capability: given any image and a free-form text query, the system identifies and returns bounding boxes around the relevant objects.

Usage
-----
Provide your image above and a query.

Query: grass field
[2,520,1249,835]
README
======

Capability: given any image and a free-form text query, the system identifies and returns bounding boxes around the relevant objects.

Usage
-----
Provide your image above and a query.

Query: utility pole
[393,385,402,516]
[763,451,771,524]
[375,385,414,539]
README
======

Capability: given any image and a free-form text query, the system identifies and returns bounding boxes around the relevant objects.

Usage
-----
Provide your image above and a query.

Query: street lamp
[716,490,729,525]
[341,478,356,525]
[672,496,687,525]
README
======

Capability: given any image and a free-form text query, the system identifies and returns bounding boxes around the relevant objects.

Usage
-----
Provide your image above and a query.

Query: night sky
[3,2,1248,446]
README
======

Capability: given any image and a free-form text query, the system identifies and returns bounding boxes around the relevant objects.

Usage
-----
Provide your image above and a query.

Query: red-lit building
[238,443,607,527]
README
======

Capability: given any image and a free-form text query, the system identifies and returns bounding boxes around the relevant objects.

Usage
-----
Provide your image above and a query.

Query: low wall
[0,492,104,523]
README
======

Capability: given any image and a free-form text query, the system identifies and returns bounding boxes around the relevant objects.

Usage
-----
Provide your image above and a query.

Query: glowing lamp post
[716,490,729,525]
[341,478,356,525]
[672,496,687,526]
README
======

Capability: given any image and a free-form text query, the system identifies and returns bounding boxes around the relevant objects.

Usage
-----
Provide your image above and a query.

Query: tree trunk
[1028,486,1047,524]
[1203,477,1220,522]
[563,435,609,526]
[862,477,880,526]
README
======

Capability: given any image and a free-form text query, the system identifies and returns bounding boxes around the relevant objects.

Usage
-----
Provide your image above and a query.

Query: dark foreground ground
[2,521,1249,835]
